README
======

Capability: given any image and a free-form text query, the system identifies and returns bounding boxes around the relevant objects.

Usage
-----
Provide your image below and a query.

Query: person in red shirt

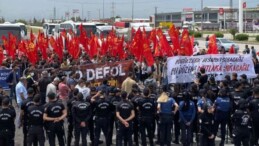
[58,76,71,106]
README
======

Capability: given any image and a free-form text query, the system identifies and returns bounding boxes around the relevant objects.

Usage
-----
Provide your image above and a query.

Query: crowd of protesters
[0,43,259,146]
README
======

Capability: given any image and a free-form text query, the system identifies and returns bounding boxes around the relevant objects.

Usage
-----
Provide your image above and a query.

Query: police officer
[137,88,156,146]
[0,98,16,146]
[91,90,112,146]
[116,91,135,146]
[248,86,259,146]
[197,89,213,114]
[20,88,36,146]
[214,89,231,146]
[72,93,92,146]
[199,103,215,146]
[130,88,142,146]
[27,94,45,146]
[67,88,79,146]
[107,88,121,145]
[173,84,183,144]
[179,91,196,146]
[157,85,178,146]
[43,92,67,146]
[231,98,251,146]
[189,84,199,143]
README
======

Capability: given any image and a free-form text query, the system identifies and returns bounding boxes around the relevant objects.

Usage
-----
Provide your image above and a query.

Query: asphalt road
[197,39,259,53]
[14,38,259,146]
[13,103,234,146]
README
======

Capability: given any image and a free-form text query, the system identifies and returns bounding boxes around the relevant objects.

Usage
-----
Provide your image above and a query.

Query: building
[155,5,259,31]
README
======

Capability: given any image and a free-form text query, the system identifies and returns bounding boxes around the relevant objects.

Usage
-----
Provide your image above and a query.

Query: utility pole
[154,6,157,28]
[98,9,101,20]
[54,7,56,20]
[111,2,115,18]
[88,11,91,21]
[81,4,84,20]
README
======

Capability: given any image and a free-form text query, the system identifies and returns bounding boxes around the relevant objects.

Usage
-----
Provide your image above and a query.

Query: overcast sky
[0,0,258,21]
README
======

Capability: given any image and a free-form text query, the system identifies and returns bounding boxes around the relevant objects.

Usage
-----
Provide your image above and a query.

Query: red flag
[0,46,4,65]
[68,37,80,59]
[37,32,48,60]
[2,36,9,51]
[117,36,126,60]
[180,29,193,56]
[25,40,37,64]
[131,28,136,41]
[229,45,235,54]
[168,24,180,53]
[49,36,63,61]
[18,40,26,54]
[89,35,99,59]
[130,28,143,61]
[79,24,89,52]
[157,29,173,56]
[207,34,218,54]
[143,36,154,66]
[8,33,17,60]
[30,29,35,42]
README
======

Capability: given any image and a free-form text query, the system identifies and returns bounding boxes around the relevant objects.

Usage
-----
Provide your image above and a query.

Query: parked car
[206,38,239,52]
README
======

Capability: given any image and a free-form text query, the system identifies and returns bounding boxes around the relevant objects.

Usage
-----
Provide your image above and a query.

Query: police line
[167,54,257,83]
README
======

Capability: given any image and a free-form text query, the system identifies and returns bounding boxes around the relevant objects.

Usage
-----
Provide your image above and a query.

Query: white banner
[167,54,257,83]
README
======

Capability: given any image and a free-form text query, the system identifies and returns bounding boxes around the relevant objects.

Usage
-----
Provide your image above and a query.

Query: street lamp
[103,0,104,19]
[201,0,203,31]
[132,0,134,21]
[239,0,243,33]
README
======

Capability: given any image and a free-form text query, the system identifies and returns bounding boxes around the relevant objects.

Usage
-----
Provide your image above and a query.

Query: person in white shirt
[46,77,60,103]
[15,77,28,108]
[75,79,90,100]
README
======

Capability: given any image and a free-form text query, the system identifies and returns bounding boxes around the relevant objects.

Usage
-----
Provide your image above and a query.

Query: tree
[16,19,28,25]
[229,29,238,40]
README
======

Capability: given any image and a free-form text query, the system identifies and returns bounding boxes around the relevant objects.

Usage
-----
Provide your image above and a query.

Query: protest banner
[0,69,12,89]
[79,60,134,87]
[167,54,257,84]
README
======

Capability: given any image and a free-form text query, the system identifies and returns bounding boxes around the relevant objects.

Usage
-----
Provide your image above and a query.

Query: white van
[15,22,27,37]
[0,23,21,45]
[43,23,59,38]
[96,25,114,38]
[60,21,97,37]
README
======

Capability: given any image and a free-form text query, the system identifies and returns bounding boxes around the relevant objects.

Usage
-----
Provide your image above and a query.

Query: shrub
[229,29,238,40]
[193,32,202,38]
[214,32,224,38]
[256,35,259,42]
[189,30,194,36]
[235,34,249,41]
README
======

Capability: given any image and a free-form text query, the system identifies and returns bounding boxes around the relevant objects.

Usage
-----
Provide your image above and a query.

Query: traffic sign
[219,8,224,15]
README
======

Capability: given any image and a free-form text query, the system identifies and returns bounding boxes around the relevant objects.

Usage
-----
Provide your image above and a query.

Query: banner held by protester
[79,60,134,87]
[167,54,256,83]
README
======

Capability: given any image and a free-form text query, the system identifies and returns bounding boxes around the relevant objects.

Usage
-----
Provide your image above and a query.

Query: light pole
[132,0,134,21]
[239,0,243,33]
[103,0,104,19]
[201,0,203,31]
